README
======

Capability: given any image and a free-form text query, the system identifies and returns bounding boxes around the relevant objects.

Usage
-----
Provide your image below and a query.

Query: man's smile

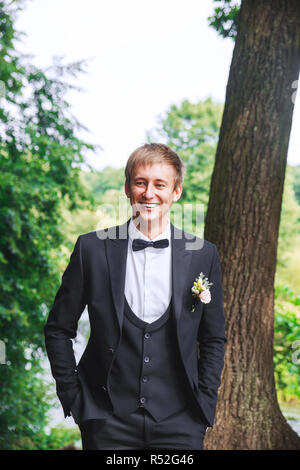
[139,202,160,210]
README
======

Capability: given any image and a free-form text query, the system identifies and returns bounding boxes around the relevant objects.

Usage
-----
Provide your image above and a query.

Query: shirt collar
[128,217,171,243]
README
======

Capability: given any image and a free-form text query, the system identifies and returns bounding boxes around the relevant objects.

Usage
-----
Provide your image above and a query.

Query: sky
[15,0,300,172]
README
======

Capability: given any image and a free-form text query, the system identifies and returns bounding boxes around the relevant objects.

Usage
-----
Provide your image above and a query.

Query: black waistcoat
[107,297,189,422]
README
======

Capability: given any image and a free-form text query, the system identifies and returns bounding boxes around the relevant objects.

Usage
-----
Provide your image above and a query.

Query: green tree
[146,98,223,235]
[147,98,223,206]
[82,166,125,199]
[274,286,300,404]
[0,0,95,449]
[277,166,300,273]
[291,164,300,205]
[208,0,240,39]
[78,166,129,231]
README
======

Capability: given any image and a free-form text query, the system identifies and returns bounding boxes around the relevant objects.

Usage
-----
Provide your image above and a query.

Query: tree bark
[204,0,300,449]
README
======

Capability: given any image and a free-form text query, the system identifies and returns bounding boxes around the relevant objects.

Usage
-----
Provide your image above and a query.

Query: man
[44,143,227,450]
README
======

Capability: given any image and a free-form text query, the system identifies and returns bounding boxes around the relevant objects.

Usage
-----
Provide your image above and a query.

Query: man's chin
[132,210,165,226]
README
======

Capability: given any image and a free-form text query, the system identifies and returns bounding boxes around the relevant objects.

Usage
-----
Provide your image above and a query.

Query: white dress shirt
[124,218,172,323]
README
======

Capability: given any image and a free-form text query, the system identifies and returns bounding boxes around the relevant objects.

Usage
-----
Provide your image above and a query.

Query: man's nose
[144,184,155,198]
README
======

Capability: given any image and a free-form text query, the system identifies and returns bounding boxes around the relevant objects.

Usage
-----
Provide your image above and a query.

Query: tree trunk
[204,0,300,449]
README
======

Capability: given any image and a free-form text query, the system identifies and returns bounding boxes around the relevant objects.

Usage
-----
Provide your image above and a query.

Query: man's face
[125,162,182,228]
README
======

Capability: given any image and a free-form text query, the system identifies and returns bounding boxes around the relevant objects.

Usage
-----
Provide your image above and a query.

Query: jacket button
[142,376,148,383]
[102,385,107,391]
[140,397,146,405]
[108,348,114,354]
[144,356,150,363]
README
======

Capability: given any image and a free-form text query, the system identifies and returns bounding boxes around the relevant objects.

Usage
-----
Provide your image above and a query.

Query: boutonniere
[191,272,213,312]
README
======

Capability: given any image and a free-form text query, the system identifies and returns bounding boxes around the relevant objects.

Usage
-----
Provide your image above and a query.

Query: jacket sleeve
[44,235,87,418]
[197,244,227,425]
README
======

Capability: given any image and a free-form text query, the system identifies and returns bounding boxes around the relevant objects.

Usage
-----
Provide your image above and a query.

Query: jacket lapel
[105,219,130,331]
[171,223,193,324]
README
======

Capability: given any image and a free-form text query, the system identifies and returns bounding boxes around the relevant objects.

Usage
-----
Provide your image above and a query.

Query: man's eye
[157,184,164,188]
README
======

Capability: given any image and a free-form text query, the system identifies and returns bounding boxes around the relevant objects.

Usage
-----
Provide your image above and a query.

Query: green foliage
[146,97,223,234]
[292,165,300,205]
[274,286,300,404]
[13,425,81,450]
[147,98,223,202]
[278,166,300,259]
[78,167,129,230]
[82,166,125,201]
[208,0,241,40]
[276,165,300,294]
[0,0,95,449]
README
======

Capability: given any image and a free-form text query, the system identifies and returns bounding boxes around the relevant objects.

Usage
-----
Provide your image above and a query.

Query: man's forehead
[133,162,175,178]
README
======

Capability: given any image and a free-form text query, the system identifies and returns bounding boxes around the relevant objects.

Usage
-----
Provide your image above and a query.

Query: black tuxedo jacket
[44,219,227,427]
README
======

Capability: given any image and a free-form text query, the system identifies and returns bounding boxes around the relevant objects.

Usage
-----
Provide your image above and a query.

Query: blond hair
[125,143,185,190]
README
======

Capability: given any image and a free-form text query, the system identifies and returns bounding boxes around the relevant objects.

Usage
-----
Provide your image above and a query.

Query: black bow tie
[132,238,169,252]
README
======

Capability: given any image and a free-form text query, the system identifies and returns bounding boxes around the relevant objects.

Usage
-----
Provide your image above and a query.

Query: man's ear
[172,184,183,202]
[125,182,130,198]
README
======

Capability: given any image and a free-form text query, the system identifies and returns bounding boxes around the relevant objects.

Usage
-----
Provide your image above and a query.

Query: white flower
[199,289,211,304]
[190,272,213,311]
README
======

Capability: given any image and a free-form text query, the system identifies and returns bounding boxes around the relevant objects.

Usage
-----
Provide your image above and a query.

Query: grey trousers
[78,406,207,450]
